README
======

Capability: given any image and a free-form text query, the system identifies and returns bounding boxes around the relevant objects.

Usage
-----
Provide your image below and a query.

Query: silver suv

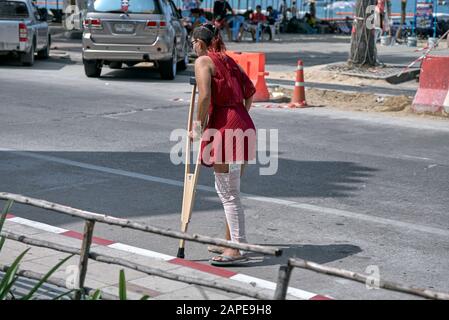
[82,0,189,80]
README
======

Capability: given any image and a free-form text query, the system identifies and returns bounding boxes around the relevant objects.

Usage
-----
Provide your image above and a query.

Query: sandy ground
[269,86,449,120]
[268,64,420,90]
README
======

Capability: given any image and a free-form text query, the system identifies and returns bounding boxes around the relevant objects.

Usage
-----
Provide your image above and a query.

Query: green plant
[0,200,74,300]
[119,269,150,300]
[1,200,150,300]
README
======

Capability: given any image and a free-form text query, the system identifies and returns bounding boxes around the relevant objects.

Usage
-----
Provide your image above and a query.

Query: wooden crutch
[177,77,203,259]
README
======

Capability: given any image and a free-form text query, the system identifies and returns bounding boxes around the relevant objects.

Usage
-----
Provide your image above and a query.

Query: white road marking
[401,154,434,161]
[4,149,449,238]
[8,217,68,234]
[230,274,317,300]
[108,243,174,261]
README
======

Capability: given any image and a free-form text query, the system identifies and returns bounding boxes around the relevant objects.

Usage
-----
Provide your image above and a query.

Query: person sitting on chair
[266,5,279,25]
[248,5,267,41]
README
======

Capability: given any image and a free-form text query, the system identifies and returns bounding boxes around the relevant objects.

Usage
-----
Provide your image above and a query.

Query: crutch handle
[190,77,196,86]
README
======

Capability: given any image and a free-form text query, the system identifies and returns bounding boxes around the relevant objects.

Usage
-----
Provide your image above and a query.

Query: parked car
[0,0,51,66]
[82,0,189,80]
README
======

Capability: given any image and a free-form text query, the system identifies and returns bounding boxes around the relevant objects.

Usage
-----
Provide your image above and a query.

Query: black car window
[0,1,29,19]
[92,0,161,14]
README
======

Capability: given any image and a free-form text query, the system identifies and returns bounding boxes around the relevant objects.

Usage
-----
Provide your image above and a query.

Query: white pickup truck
[0,0,51,66]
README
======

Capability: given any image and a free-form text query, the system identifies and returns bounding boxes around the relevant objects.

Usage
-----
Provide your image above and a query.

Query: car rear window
[91,0,161,14]
[0,1,29,19]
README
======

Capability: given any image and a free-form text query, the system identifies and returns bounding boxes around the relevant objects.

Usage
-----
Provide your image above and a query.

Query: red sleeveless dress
[200,52,257,167]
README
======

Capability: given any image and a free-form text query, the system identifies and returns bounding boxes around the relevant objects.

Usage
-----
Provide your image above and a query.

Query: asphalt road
[1,47,448,300]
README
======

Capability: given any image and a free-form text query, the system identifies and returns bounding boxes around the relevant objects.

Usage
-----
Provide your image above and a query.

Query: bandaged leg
[214,167,247,251]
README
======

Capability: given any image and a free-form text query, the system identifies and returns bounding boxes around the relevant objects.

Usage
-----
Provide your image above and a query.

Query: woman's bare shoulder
[195,55,213,67]
[195,55,215,75]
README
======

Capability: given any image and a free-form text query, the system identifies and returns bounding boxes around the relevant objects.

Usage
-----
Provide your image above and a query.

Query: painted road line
[8,217,68,234]
[230,274,331,300]
[108,243,174,261]
[3,149,449,238]
[168,258,237,278]
[4,214,327,300]
[62,230,115,246]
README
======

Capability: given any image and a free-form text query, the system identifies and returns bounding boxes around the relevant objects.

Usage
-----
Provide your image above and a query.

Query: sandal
[207,245,225,254]
[209,254,248,266]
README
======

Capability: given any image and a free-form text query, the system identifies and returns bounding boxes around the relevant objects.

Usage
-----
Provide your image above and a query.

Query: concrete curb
[4,213,332,300]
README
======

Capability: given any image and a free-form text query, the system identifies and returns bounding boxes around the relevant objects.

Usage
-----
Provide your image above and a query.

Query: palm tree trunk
[349,0,377,67]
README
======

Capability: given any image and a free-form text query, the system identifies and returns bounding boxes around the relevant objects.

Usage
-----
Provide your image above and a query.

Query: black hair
[192,23,225,52]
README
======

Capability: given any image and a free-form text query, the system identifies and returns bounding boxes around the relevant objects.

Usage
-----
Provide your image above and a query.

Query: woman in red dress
[191,24,256,266]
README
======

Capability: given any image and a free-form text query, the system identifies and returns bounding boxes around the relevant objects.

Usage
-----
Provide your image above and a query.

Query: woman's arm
[194,56,212,130]
[244,95,253,112]
[237,64,255,112]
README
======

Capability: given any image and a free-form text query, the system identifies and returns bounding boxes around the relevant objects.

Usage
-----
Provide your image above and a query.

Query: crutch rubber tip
[177,247,185,259]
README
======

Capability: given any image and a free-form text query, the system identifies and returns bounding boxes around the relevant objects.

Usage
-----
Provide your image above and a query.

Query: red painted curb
[62,230,115,246]
[310,295,332,300]
[169,258,237,278]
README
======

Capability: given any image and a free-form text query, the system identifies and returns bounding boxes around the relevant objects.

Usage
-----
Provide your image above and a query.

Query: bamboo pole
[1,231,273,300]
[74,220,95,300]
[0,193,281,256]
[273,264,293,300]
[288,258,449,300]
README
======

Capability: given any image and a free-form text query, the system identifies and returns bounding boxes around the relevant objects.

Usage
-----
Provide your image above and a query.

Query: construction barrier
[412,55,449,114]
[226,51,270,102]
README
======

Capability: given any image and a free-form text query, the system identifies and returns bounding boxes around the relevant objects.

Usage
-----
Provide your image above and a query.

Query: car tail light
[19,23,27,42]
[146,21,157,27]
[83,18,103,30]
[146,21,167,28]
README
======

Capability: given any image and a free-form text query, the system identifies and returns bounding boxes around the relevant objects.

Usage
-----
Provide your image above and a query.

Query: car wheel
[177,42,189,71]
[109,62,122,69]
[159,47,177,80]
[84,59,102,77]
[37,35,51,59]
[21,42,35,66]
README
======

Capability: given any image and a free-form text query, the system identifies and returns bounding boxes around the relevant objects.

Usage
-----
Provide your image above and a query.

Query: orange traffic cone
[289,60,307,108]
[253,71,270,102]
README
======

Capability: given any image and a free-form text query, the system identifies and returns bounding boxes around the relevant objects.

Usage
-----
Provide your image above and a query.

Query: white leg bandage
[214,167,247,247]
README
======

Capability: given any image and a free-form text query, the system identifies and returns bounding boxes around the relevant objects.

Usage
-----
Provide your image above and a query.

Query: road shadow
[194,243,362,268]
[98,66,193,83]
[0,55,75,70]
[0,151,377,225]
[241,243,362,268]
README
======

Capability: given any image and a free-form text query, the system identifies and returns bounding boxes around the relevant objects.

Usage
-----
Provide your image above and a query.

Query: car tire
[109,62,122,69]
[21,42,35,66]
[177,41,189,71]
[84,59,102,77]
[37,35,51,59]
[159,47,177,80]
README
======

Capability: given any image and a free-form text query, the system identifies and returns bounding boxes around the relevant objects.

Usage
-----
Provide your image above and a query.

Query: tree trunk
[395,0,407,40]
[349,0,377,67]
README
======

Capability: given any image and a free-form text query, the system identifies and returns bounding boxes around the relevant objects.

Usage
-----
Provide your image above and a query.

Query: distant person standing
[213,0,233,41]
[376,0,386,31]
